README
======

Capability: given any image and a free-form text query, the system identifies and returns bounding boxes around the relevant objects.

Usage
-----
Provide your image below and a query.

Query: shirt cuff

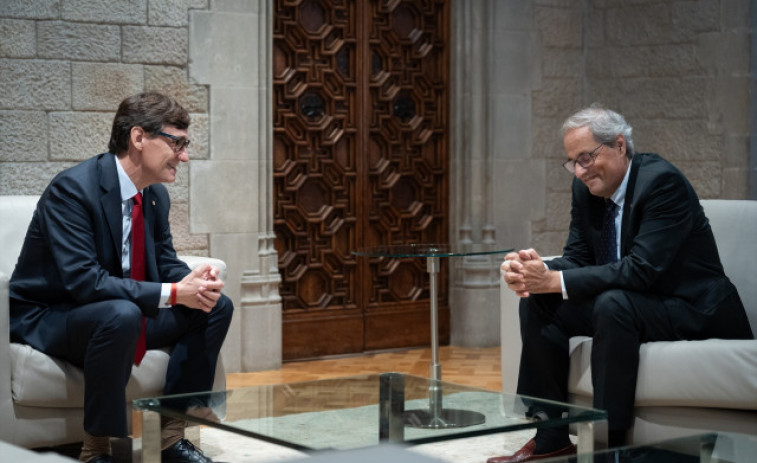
[559,271,568,300]
[159,283,172,308]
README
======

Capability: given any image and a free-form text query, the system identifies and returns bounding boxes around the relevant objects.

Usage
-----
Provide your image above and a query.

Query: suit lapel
[98,153,124,273]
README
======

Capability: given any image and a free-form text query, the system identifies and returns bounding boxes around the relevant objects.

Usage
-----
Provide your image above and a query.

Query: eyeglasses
[157,131,191,153]
[563,143,605,173]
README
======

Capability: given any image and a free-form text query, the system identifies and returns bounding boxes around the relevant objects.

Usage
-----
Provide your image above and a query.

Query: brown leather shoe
[486,438,577,463]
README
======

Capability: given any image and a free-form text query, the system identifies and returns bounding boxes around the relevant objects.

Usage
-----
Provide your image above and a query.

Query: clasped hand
[501,248,559,298]
[176,264,224,313]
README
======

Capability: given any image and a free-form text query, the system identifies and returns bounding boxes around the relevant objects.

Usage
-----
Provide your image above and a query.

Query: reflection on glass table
[133,373,606,463]
[353,244,512,428]
[540,432,757,463]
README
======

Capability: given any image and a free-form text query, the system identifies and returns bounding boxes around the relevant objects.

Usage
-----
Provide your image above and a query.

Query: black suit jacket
[9,152,190,349]
[547,153,739,314]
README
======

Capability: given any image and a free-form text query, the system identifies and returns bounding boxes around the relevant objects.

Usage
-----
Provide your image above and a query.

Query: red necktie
[131,192,147,365]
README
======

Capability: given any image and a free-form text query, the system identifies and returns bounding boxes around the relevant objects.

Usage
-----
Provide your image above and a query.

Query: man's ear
[130,126,146,151]
[616,134,626,156]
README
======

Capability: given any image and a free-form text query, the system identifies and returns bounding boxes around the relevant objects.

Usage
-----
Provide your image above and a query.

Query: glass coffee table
[133,372,606,463]
[353,244,512,428]
[539,432,757,462]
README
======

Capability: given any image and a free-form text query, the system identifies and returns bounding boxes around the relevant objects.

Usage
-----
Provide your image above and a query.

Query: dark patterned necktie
[131,192,147,365]
[597,199,618,265]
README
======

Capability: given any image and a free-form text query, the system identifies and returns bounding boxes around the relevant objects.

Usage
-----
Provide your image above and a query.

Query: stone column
[189,0,282,372]
[449,0,543,347]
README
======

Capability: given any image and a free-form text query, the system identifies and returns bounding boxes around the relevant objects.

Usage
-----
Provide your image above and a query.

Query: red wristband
[170,283,177,306]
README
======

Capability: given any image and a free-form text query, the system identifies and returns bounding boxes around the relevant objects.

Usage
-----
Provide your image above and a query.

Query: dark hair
[108,92,190,155]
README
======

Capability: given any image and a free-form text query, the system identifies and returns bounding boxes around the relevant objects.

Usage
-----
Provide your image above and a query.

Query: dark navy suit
[517,153,753,431]
[9,152,233,437]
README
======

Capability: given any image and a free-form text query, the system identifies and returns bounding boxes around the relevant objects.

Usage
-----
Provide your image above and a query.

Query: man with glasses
[9,92,233,463]
[487,105,752,462]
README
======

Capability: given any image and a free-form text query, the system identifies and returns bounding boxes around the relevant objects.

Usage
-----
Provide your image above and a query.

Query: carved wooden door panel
[274,0,449,360]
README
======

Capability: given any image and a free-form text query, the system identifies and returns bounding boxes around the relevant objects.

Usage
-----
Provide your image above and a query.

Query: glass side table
[353,244,512,429]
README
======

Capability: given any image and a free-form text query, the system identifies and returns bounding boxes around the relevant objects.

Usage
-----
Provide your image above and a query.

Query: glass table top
[134,373,606,452]
[352,243,512,258]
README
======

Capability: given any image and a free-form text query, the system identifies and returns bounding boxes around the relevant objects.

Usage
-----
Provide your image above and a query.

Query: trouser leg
[65,300,143,437]
[146,294,234,396]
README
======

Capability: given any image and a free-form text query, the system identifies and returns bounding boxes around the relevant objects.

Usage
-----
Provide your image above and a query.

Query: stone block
[535,5,581,48]
[188,112,209,160]
[489,94,531,161]
[542,48,581,78]
[450,286,500,347]
[123,26,187,65]
[532,230,566,258]
[165,162,190,202]
[189,160,259,233]
[721,167,749,199]
[545,191,571,231]
[607,3,693,46]
[490,30,538,95]
[189,10,260,87]
[71,62,143,110]
[532,78,581,118]
[491,0,533,31]
[62,0,146,24]
[677,161,721,198]
[213,0,261,14]
[169,200,210,252]
[672,0,719,34]
[697,31,750,76]
[722,0,750,30]
[0,111,47,162]
[38,21,121,62]
[619,77,709,119]
[49,112,112,161]
[2,0,60,19]
[530,115,565,160]
[0,19,35,58]
[592,44,699,79]
[0,162,75,196]
[0,59,71,110]
[723,134,749,169]
[144,65,208,113]
[148,0,208,27]
[210,87,260,161]
[721,76,750,134]
[632,119,721,162]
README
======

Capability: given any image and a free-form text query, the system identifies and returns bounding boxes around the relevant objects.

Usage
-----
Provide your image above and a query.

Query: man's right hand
[501,248,560,298]
[176,264,225,312]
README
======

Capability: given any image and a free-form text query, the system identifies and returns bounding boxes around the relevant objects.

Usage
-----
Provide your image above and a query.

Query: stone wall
[0,0,211,255]
[529,0,753,256]
[0,0,753,358]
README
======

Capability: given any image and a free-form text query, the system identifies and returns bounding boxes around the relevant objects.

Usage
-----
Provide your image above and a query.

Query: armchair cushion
[569,337,757,410]
[11,344,170,408]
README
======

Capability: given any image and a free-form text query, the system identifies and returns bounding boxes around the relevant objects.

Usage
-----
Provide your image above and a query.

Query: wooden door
[273,0,449,360]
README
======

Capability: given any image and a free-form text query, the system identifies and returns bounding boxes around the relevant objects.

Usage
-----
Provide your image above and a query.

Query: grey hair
[561,104,635,157]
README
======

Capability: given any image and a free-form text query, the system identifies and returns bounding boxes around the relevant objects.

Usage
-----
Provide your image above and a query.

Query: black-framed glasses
[157,131,191,153]
[563,143,605,173]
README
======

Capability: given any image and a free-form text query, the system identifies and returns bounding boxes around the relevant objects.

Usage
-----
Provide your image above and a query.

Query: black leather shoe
[161,439,214,463]
[86,455,113,463]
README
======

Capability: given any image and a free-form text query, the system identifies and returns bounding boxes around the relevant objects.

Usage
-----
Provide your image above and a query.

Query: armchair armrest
[500,268,521,394]
[0,272,11,406]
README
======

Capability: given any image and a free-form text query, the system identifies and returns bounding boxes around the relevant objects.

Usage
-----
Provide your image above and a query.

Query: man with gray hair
[488,105,753,462]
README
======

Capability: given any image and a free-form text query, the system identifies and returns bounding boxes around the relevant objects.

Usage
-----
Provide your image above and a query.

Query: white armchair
[500,199,757,444]
[0,196,227,449]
